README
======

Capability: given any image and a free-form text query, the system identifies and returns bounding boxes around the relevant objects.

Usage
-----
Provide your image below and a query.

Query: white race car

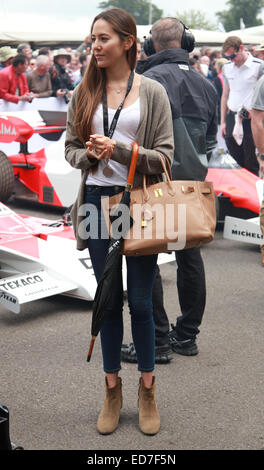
[0,202,174,314]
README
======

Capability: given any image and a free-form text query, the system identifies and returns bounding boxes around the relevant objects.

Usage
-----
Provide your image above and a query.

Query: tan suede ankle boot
[97,377,122,434]
[138,376,160,435]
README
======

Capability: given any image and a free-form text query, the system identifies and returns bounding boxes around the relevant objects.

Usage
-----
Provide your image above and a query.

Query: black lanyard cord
[102,70,135,139]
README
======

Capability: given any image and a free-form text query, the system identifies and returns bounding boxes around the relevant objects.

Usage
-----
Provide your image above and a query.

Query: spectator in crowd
[200,46,212,57]
[220,36,264,175]
[17,43,32,60]
[213,57,228,148]
[251,74,264,176]
[27,55,52,98]
[251,74,264,265]
[66,53,81,86]
[73,53,91,86]
[189,56,202,73]
[136,38,142,61]
[76,35,91,54]
[38,47,54,73]
[28,58,36,71]
[254,42,264,61]
[209,50,221,81]
[0,54,33,103]
[50,48,74,99]
[38,47,51,56]
[248,44,257,57]
[199,55,212,80]
[79,52,89,77]
[38,47,53,63]
[213,58,228,122]
[0,47,16,70]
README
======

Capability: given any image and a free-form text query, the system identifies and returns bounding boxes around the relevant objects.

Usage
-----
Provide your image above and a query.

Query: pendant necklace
[102,70,134,177]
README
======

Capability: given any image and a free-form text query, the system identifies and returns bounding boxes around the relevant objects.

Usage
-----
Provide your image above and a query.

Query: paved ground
[1,201,264,450]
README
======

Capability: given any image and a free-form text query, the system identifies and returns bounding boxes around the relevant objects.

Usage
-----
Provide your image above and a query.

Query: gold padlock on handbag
[154,188,163,197]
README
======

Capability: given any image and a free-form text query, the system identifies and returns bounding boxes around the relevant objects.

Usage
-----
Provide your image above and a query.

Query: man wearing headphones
[121,17,218,364]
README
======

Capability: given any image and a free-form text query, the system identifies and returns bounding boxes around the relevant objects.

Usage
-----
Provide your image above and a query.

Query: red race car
[206,149,263,222]
[0,113,80,208]
[206,149,264,246]
[0,114,263,226]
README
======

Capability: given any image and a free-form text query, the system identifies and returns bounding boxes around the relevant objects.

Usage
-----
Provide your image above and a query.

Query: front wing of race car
[223,216,263,245]
[0,247,78,314]
[223,179,264,246]
[0,202,98,313]
[0,202,175,313]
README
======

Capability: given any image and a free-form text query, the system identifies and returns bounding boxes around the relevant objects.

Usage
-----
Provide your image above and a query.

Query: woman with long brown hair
[65,8,174,435]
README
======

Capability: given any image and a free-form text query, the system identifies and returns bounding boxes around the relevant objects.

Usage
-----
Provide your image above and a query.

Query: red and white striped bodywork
[0,202,97,312]
[0,202,174,313]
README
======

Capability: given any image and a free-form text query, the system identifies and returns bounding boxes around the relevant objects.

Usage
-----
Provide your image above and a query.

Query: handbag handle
[142,155,175,201]
[127,142,139,188]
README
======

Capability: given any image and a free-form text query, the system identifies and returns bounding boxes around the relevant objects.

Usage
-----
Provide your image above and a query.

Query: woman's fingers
[86,147,112,161]
[86,140,114,160]
[97,148,112,160]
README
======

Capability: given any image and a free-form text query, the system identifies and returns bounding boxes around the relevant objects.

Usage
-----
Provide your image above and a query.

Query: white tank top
[86,97,140,187]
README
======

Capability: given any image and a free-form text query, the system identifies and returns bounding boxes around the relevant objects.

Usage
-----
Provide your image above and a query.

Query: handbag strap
[142,155,175,201]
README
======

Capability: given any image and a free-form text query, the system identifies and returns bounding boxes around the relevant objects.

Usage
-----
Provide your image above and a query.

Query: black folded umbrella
[87,142,139,362]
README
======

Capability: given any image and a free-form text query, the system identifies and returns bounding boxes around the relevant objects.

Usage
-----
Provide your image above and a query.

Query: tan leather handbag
[104,157,216,256]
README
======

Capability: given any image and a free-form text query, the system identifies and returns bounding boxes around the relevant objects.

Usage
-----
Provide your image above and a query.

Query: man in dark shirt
[121,17,217,364]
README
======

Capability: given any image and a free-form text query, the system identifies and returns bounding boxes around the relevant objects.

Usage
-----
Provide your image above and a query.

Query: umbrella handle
[87,336,96,362]
[126,142,139,188]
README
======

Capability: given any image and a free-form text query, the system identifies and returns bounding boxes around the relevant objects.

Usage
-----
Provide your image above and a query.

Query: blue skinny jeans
[84,185,157,374]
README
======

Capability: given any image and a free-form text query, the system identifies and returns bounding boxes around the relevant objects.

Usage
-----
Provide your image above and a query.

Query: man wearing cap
[220,36,264,175]
[255,42,264,61]
[251,74,264,265]
[50,49,74,100]
[0,54,32,103]
[0,47,16,70]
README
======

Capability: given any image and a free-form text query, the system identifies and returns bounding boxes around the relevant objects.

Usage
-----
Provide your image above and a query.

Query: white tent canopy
[137,25,264,46]
[229,24,264,37]
[0,13,263,48]
[0,27,263,48]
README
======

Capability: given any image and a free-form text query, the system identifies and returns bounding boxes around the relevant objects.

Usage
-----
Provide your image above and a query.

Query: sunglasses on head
[224,51,238,60]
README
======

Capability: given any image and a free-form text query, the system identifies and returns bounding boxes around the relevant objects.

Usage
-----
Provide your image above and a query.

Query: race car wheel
[0,151,15,202]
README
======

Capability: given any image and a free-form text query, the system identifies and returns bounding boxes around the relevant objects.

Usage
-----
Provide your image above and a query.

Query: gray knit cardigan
[65,75,174,250]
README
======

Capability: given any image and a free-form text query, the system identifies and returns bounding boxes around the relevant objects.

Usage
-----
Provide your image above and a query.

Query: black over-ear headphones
[143,20,195,56]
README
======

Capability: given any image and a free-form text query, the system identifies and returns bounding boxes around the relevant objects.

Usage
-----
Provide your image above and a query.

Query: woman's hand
[85,134,116,160]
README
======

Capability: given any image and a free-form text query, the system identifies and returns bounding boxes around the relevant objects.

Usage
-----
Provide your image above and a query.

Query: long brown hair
[74,8,137,144]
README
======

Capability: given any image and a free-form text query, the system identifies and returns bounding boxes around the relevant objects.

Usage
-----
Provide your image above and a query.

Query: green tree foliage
[98,0,163,24]
[174,10,217,30]
[216,0,264,31]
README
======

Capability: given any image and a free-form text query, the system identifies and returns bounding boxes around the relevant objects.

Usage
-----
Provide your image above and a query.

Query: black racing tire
[0,151,15,202]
